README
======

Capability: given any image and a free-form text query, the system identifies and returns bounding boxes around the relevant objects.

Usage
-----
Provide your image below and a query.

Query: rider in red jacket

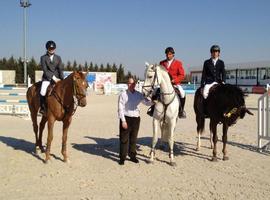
[147,47,186,118]
[160,47,186,118]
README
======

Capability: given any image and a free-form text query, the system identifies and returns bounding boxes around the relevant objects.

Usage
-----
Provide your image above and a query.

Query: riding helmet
[165,47,175,54]
[210,45,220,53]
[46,40,56,50]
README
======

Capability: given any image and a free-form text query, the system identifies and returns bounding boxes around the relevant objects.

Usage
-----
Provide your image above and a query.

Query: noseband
[73,79,87,103]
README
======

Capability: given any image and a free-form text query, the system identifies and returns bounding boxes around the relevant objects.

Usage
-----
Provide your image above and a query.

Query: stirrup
[147,106,154,117]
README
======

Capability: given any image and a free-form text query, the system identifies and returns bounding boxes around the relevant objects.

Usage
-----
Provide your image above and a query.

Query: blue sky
[0,0,269,77]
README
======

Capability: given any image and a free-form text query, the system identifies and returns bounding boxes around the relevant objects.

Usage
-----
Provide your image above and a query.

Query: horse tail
[193,88,205,134]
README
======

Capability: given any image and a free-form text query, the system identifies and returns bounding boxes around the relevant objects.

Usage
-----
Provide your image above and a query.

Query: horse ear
[246,108,253,115]
[145,62,149,67]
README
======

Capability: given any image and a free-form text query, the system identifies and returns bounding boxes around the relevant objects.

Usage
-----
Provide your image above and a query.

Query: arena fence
[258,89,270,151]
[0,86,29,117]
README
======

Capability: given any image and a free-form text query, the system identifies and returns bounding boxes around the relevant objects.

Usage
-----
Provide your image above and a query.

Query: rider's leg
[203,82,218,99]
[39,81,50,114]
[177,85,186,118]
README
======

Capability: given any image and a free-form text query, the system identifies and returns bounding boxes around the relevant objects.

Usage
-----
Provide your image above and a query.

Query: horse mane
[209,84,246,111]
[156,64,168,73]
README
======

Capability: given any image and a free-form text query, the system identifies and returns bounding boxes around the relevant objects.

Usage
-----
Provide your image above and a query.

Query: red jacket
[160,59,185,85]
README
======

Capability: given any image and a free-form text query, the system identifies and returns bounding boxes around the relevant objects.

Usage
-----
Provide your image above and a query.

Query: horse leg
[45,117,55,163]
[210,132,213,149]
[196,133,201,151]
[38,116,47,153]
[62,117,72,163]
[168,119,177,167]
[159,122,167,150]
[210,120,218,162]
[30,111,39,153]
[209,123,213,149]
[222,123,229,161]
[149,119,159,163]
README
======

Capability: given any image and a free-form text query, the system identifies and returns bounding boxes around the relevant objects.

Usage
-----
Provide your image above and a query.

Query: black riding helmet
[165,47,175,54]
[46,40,56,50]
[210,45,220,53]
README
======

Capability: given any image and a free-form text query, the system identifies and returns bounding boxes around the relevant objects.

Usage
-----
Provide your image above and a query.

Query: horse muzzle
[78,98,87,107]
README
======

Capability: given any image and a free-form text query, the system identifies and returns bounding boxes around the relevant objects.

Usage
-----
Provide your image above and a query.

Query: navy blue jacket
[201,58,226,86]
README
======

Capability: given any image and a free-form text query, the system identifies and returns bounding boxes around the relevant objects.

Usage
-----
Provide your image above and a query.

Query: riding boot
[39,95,46,115]
[147,104,155,117]
[179,96,186,118]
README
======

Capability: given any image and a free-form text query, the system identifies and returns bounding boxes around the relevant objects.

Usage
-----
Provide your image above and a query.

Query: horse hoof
[211,157,218,162]
[223,156,229,161]
[169,162,177,167]
[64,159,71,164]
[147,159,154,164]
[195,147,200,152]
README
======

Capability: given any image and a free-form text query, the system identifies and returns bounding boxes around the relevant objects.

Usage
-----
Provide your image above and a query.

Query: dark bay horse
[27,71,88,163]
[193,84,253,161]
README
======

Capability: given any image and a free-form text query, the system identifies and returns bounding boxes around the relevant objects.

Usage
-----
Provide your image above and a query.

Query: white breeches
[203,82,218,99]
[40,81,50,96]
[176,85,185,98]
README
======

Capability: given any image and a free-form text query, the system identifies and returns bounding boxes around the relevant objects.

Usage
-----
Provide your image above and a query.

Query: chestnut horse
[26,71,88,163]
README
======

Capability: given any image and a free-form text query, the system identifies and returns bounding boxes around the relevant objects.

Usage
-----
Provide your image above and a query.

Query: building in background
[190,61,270,93]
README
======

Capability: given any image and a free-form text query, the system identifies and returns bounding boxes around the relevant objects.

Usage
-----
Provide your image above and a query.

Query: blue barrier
[0,99,27,103]
[0,93,26,96]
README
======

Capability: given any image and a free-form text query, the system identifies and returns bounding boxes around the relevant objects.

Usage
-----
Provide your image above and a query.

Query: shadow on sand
[0,136,44,161]
[71,136,214,164]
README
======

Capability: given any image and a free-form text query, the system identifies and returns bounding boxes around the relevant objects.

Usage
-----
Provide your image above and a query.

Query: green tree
[117,64,125,83]
[78,64,83,71]
[112,63,117,72]
[72,60,77,71]
[89,62,94,72]
[27,57,38,83]
[94,64,99,72]
[66,61,72,71]
[105,63,112,72]
[100,63,105,72]
[84,61,88,71]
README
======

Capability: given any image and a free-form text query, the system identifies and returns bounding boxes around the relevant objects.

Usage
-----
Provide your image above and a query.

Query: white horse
[142,63,180,166]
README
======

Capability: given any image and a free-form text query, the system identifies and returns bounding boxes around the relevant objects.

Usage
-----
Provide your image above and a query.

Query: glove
[52,75,61,83]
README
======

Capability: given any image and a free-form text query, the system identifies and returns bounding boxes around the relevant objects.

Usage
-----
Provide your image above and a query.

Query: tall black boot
[179,96,186,118]
[39,95,46,115]
[147,104,155,117]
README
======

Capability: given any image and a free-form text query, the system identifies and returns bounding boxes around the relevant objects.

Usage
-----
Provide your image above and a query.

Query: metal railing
[258,89,270,151]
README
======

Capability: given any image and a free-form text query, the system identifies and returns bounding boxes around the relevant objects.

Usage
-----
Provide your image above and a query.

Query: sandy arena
[0,93,269,200]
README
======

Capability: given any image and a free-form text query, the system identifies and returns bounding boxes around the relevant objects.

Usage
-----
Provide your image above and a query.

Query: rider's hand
[122,122,128,129]
[171,79,175,83]
[52,75,61,83]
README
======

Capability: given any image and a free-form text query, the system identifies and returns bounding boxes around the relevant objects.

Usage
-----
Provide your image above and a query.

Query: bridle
[142,65,176,103]
[142,66,158,98]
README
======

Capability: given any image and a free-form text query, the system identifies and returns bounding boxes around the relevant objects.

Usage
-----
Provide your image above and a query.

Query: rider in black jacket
[39,40,64,114]
[201,45,226,99]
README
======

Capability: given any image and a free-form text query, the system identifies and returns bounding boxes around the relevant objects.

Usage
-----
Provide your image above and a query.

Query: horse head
[142,62,159,98]
[73,71,89,107]
[224,105,253,126]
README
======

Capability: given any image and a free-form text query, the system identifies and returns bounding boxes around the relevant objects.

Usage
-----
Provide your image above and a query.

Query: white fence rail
[258,89,270,150]
[0,104,29,116]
